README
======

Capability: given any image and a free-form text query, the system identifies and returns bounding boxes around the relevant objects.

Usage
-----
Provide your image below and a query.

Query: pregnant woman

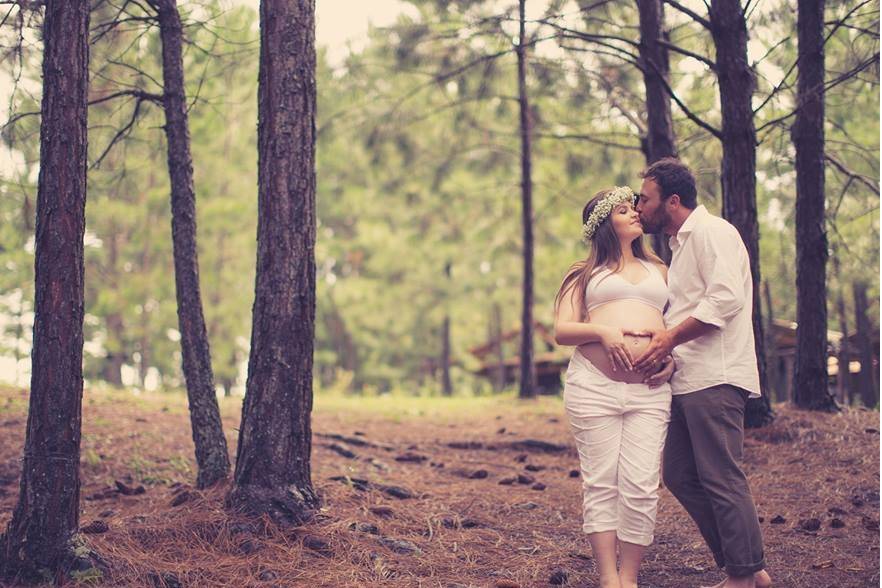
[554,186,674,588]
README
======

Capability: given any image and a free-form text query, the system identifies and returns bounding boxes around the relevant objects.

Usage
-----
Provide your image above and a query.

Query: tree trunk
[103,310,126,387]
[155,0,231,489]
[227,0,319,525]
[322,292,359,388]
[0,1,95,581]
[762,281,782,402]
[441,315,452,395]
[103,232,127,387]
[853,281,878,408]
[831,252,849,404]
[491,303,506,392]
[517,0,536,399]
[441,261,453,396]
[709,0,772,427]
[636,0,677,162]
[636,0,677,264]
[792,0,836,411]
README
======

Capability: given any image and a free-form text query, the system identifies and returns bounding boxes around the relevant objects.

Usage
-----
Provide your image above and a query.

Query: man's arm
[630,224,748,372]
[629,317,717,372]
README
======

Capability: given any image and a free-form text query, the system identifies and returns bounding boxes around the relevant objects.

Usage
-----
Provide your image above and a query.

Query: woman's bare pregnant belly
[577,300,666,383]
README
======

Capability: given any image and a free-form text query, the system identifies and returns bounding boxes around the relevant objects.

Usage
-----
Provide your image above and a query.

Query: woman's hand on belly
[593,325,635,372]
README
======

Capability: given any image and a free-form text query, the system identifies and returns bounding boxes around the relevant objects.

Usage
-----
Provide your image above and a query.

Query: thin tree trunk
[792,0,836,411]
[13,298,24,386]
[323,292,359,389]
[517,0,536,399]
[853,281,878,408]
[709,0,772,427]
[138,331,151,388]
[492,303,506,392]
[636,0,676,264]
[0,1,96,581]
[441,315,452,395]
[831,252,849,404]
[637,0,677,162]
[762,281,782,402]
[441,261,453,396]
[104,232,126,387]
[104,312,126,387]
[227,0,319,524]
[154,0,231,488]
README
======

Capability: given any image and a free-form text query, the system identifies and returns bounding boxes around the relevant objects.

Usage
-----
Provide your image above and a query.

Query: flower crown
[581,186,637,242]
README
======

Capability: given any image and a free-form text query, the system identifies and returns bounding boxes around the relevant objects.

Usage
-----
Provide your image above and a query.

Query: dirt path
[0,387,878,587]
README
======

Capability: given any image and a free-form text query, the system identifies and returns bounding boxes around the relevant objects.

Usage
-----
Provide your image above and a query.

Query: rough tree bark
[636,0,677,162]
[0,1,98,582]
[154,0,231,488]
[792,0,837,411]
[517,0,537,398]
[709,0,773,427]
[636,0,677,263]
[226,0,320,524]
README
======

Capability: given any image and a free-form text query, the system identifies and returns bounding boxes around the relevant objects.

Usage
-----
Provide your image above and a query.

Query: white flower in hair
[582,186,637,242]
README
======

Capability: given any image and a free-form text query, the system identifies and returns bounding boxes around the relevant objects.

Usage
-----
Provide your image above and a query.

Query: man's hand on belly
[624,327,675,374]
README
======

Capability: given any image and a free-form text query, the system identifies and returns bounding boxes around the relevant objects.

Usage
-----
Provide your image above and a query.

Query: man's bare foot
[599,574,622,588]
[702,569,769,588]
[618,576,638,588]
[754,569,772,588]
[701,575,755,588]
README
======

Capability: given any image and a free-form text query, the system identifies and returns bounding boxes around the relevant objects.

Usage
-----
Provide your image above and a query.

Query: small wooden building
[767,318,879,402]
[469,321,570,394]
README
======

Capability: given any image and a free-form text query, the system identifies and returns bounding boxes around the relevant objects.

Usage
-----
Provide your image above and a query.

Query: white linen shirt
[665,205,761,398]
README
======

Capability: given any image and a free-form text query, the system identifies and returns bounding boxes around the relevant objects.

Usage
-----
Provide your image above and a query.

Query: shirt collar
[669,205,708,249]
[671,205,710,245]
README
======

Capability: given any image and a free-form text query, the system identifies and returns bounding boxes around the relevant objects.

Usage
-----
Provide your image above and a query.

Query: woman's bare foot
[599,574,622,588]
[618,575,638,588]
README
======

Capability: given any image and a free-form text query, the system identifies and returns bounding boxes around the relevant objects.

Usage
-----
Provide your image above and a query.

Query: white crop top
[585,258,668,313]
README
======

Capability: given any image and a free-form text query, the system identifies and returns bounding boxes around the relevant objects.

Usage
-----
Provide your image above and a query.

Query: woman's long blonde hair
[554,188,663,319]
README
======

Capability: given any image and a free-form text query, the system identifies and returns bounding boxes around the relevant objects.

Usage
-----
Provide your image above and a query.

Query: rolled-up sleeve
[690,226,747,328]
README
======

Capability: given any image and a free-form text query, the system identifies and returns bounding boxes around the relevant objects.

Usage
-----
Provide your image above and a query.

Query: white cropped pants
[563,351,672,546]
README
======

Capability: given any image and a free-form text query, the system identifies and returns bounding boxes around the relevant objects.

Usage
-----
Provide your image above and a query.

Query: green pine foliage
[0,0,877,395]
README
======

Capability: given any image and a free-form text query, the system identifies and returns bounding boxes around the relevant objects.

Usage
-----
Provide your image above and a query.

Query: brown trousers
[663,384,766,577]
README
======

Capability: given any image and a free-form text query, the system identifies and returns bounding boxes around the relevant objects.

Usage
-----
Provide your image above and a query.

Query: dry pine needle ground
[0,385,878,587]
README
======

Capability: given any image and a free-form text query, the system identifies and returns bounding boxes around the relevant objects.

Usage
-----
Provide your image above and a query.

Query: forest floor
[0,384,878,588]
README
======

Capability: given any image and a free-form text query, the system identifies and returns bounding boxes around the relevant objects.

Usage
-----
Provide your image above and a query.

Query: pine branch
[663,0,712,30]
[655,37,716,70]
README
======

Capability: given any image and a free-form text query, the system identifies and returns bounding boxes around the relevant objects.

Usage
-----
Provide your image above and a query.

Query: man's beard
[640,207,670,234]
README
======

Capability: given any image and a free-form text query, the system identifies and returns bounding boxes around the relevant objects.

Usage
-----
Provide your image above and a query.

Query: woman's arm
[554,274,633,371]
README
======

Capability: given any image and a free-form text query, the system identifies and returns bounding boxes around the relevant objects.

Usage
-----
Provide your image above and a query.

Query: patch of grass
[0,385,29,413]
[313,390,562,422]
[168,454,192,476]
[90,417,115,428]
[70,568,104,585]
[125,454,165,484]
[83,448,102,468]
